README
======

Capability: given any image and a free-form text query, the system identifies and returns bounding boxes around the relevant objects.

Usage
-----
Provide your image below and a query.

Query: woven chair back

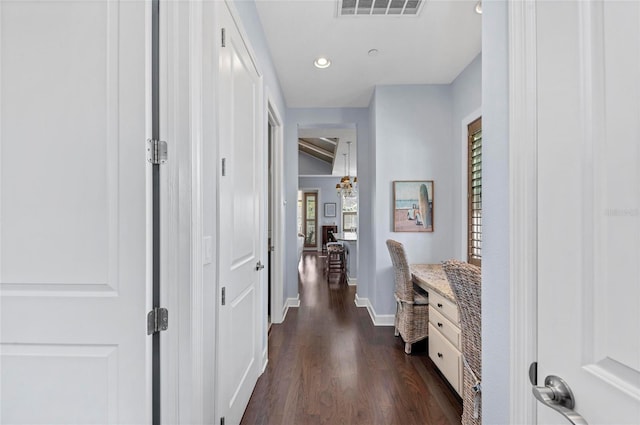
[386,240,414,302]
[443,260,481,379]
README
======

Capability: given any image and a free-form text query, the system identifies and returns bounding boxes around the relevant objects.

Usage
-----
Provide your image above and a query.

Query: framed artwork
[393,181,434,232]
[324,202,336,217]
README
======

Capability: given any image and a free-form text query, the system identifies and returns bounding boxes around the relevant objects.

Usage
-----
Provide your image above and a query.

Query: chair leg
[404,342,412,354]
[394,302,400,336]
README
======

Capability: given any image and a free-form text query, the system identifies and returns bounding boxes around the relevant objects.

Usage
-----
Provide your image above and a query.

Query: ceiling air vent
[338,0,425,16]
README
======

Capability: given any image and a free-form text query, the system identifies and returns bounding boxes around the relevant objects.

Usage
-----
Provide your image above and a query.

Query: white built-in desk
[410,264,462,395]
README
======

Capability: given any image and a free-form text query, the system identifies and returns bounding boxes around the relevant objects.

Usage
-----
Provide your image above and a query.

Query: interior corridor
[240,252,462,425]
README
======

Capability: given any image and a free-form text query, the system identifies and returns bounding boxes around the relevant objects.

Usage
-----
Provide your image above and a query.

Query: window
[468,117,482,266]
[303,191,317,247]
[342,195,358,232]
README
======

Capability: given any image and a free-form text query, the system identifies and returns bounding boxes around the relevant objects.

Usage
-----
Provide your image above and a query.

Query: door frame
[508,1,538,423]
[159,0,214,423]
[300,188,321,252]
[267,97,286,325]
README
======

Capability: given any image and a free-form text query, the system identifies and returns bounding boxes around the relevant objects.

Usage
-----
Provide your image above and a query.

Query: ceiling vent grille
[338,0,425,16]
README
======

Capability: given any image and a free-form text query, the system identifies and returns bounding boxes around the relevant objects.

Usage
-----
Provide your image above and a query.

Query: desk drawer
[429,291,459,324]
[430,306,461,350]
[429,323,462,395]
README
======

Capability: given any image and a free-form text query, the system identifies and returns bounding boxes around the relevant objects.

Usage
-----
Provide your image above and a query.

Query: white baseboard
[347,276,357,286]
[282,295,300,321]
[354,293,394,326]
[261,346,268,374]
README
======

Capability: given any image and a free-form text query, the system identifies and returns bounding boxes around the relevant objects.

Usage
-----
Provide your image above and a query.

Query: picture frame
[393,181,434,232]
[324,202,336,217]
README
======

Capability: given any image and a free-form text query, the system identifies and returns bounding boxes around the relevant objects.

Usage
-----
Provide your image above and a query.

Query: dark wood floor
[241,252,462,425]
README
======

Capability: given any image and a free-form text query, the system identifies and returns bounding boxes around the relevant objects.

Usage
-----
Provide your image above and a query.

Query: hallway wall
[481,1,510,422]
[369,85,455,316]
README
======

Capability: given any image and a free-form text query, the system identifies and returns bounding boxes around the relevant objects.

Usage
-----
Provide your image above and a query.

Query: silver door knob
[255,261,265,271]
[532,375,588,425]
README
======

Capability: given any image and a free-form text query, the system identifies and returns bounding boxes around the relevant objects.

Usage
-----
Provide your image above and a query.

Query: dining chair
[385,239,429,354]
[443,260,482,425]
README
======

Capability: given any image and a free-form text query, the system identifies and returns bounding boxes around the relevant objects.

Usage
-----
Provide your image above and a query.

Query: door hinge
[222,158,226,176]
[221,28,226,47]
[147,307,169,335]
[221,287,226,306]
[147,139,168,164]
[220,417,225,425]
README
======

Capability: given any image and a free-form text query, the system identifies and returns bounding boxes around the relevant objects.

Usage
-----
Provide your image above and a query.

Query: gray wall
[451,53,482,259]
[370,85,455,315]
[298,151,332,175]
[482,1,510,423]
[284,108,370,302]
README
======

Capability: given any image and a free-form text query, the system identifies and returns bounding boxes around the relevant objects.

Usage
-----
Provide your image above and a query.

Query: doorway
[302,191,319,249]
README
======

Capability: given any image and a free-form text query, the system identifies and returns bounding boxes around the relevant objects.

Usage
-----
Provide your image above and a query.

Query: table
[410,264,463,395]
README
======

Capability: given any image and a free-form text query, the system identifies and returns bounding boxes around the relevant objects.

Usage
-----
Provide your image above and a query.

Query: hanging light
[336,141,357,198]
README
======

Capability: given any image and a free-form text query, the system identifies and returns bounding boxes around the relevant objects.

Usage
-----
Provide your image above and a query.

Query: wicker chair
[443,260,482,425]
[385,240,429,354]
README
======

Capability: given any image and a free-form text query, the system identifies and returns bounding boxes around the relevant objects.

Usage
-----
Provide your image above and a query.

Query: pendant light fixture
[336,141,357,198]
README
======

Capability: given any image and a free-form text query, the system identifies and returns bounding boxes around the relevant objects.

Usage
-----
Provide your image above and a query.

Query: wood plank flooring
[241,252,462,425]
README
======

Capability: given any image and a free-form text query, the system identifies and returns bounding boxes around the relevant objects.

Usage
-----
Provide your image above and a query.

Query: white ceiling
[255,0,482,108]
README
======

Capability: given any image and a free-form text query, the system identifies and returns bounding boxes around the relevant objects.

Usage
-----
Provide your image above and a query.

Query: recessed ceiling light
[368,49,379,57]
[475,1,482,14]
[314,57,331,69]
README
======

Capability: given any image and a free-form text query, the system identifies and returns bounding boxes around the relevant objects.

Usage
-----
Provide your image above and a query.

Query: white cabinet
[428,291,462,395]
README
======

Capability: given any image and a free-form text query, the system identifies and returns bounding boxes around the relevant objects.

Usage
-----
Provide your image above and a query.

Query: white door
[216,2,264,424]
[536,1,640,423]
[0,1,151,423]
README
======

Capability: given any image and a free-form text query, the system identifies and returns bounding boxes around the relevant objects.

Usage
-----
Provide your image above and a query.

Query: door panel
[536,1,640,423]
[217,2,263,423]
[0,1,151,423]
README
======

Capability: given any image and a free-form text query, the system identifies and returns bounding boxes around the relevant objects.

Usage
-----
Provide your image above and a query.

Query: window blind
[468,118,482,266]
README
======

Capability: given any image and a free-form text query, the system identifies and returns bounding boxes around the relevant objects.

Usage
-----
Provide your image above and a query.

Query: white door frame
[267,97,286,325]
[508,1,539,423]
[159,0,213,423]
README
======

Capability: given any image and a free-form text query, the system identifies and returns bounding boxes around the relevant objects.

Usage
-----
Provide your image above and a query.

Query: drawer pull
[437,352,443,358]
[437,322,443,327]
[437,303,443,308]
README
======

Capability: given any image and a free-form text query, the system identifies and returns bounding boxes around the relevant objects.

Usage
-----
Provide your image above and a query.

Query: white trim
[267,96,286,324]
[508,1,538,424]
[282,295,300,321]
[261,346,268,374]
[347,277,357,286]
[189,1,205,423]
[354,294,395,326]
[460,108,482,261]
[160,1,208,423]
